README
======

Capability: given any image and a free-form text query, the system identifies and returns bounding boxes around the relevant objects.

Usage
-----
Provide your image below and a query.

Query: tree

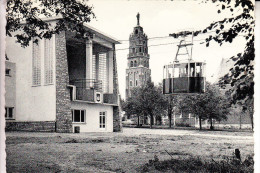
[122,95,143,127]
[123,80,168,129]
[203,84,230,130]
[170,0,254,129]
[165,94,183,128]
[6,0,95,47]
[178,83,229,130]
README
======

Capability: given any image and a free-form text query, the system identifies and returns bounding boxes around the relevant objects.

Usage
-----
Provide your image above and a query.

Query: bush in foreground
[140,155,254,173]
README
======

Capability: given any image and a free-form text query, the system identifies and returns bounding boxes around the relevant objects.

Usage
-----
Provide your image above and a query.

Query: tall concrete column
[108,50,114,94]
[86,39,93,86]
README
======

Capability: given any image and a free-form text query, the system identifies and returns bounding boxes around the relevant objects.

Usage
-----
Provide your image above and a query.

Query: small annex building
[5,17,122,133]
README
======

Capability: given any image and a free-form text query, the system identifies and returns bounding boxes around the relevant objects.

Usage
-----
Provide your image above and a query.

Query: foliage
[170,0,254,116]
[140,154,254,173]
[123,80,168,128]
[178,83,230,129]
[6,0,95,47]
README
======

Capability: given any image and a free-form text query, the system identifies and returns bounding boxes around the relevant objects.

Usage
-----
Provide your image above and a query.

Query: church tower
[126,13,151,99]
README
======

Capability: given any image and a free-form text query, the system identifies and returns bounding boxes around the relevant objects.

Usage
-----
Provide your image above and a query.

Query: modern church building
[5,17,121,133]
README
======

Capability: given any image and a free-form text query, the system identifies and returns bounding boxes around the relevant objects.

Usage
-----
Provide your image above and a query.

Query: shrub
[139,155,254,173]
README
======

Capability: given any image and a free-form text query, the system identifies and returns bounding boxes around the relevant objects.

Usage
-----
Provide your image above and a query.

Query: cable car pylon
[163,31,206,94]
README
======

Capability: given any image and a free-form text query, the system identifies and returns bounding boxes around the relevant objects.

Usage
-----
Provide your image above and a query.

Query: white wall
[71,102,114,132]
[5,35,56,122]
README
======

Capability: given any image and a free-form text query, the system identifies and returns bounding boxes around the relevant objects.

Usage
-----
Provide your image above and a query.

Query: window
[130,81,133,87]
[98,53,108,93]
[99,112,106,128]
[44,38,53,85]
[139,47,142,53]
[135,29,138,34]
[136,80,138,86]
[190,63,195,77]
[32,39,41,86]
[196,63,203,77]
[5,69,11,76]
[92,55,96,79]
[134,60,137,67]
[5,107,14,119]
[130,61,133,67]
[72,109,85,123]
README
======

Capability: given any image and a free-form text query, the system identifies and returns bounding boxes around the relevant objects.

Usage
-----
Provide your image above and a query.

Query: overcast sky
[87,0,249,99]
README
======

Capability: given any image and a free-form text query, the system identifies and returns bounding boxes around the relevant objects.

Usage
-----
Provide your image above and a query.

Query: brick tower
[125,13,151,99]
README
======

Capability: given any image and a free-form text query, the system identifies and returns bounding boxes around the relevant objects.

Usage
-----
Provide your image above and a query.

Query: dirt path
[120,128,253,140]
[5,128,254,173]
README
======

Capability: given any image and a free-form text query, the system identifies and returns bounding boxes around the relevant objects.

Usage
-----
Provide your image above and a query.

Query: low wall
[5,121,56,132]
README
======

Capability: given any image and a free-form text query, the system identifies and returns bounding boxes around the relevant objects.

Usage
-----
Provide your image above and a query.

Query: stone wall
[113,106,121,132]
[5,121,55,132]
[112,44,122,132]
[55,32,72,133]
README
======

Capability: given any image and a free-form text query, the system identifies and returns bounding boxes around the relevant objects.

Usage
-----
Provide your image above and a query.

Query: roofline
[83,23,120,44]
[24,16,121,44]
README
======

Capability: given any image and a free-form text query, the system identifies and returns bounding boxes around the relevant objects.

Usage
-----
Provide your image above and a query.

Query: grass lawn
[5,128,254,173]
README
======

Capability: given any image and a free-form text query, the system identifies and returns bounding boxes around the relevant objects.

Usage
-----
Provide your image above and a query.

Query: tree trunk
[199,117,202,130]
[168,106,172,128]
[169,114,172,128]
[249,111,254,131]
[239,113,242,130]
[137,115,140,127]
[150,114,153,129]
[168,96,172,128]
[210,118,214,130]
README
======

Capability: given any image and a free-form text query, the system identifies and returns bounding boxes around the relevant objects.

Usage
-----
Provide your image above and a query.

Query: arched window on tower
[130,61,133,67]
[139,47,142,53]
[134,60,137,67]
[135,29,138,35]
[136,80,138,86]
[132,48,135,53]
[130,81,133,87]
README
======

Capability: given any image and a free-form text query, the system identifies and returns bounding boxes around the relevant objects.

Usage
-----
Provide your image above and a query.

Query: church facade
[125,13,151,99]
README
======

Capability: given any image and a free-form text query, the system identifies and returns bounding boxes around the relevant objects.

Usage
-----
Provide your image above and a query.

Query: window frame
[130,61,133,67]
[72,109,86,123]
[99,111,106,129]
[5,107,14,120]
[129,80,133,87]
[5,69,11,76]
[32,38,41,86]
[134,60,137,67]
[44,38,54,85]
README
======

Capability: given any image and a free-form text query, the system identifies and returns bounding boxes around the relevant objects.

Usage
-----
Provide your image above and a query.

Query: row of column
[85,40,114,94]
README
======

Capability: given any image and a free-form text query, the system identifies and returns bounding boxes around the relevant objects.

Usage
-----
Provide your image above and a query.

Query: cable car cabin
[163,61,206,94]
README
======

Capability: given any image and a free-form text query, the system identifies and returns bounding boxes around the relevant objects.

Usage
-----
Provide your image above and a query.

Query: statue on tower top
[136,12,140,26]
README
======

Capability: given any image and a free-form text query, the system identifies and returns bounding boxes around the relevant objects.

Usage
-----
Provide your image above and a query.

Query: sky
[87,0,249,99]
